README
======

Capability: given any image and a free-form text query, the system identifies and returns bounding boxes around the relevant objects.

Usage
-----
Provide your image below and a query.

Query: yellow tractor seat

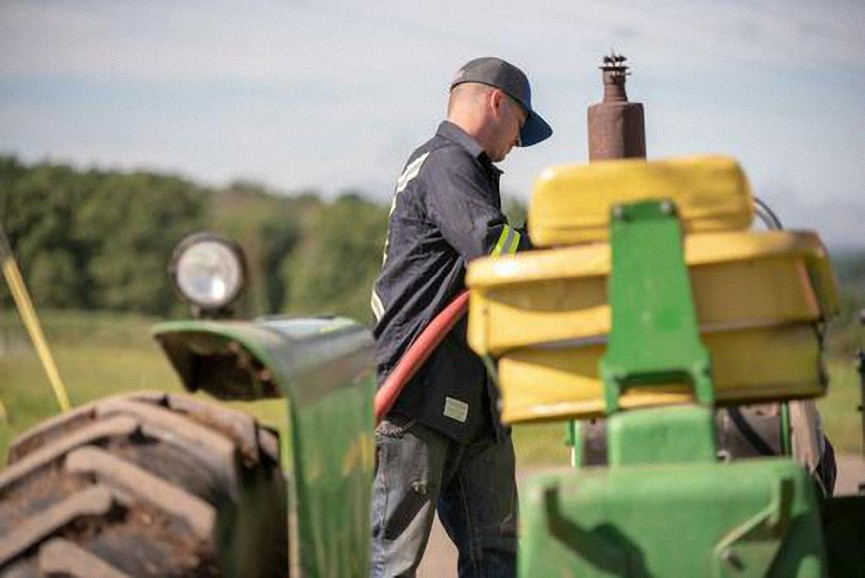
[528,155,754,246]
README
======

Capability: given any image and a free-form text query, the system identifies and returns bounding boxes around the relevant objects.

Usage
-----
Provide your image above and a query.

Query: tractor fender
[152,316,377,578]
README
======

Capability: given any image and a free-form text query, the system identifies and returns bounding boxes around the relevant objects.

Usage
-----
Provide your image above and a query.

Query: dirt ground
[417,455,865,577]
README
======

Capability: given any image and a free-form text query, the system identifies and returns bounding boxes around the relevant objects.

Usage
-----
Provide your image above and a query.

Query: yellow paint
[528,155,755,246]
[341,439,359,476]
[341,433,376,476]
[467,157,840,425]
[468,230,837,357]
[359,434,375,470]
[493,323,825,424]
[1,255,71,413]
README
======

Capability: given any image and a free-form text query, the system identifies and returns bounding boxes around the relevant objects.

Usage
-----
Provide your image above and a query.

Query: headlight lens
[170,233,246,311]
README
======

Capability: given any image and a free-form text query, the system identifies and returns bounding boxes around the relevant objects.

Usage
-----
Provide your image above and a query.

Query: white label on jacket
[443,397,469,423]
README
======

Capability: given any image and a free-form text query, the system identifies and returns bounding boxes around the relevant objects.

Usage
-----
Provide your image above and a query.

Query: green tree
[260,216,300,313]
[0,158,92,308]
[502,193,527,227]
[207,181,315,315]
[28,251,80,307]
[284,192,388,324]
[75,171,205,314]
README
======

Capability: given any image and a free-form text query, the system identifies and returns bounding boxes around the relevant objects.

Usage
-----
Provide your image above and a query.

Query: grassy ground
[0,310,289,463]
[817,358,864,455]
[1,310,862,467]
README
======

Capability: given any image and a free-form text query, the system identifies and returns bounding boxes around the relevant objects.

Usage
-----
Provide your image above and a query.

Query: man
[369,57,552,577]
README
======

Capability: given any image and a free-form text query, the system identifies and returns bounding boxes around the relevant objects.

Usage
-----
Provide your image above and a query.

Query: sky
[2,0,864,249]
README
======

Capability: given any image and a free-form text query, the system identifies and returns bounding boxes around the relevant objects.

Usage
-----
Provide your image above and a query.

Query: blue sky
[2,0,864,249]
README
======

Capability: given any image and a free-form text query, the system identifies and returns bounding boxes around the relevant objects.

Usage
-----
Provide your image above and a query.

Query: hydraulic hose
[374,290,470,423]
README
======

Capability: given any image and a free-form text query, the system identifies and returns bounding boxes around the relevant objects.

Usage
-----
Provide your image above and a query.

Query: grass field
[1,310,862,467]
[0,310,288,464]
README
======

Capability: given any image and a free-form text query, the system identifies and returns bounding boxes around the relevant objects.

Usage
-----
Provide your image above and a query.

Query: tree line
[2,154,861,342]
[0,155,390,324]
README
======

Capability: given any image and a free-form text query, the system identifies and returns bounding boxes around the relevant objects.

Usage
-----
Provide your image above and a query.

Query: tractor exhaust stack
[587,52,646,161]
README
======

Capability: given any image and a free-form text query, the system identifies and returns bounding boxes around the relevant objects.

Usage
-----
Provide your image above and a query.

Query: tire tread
[0,392,286,577]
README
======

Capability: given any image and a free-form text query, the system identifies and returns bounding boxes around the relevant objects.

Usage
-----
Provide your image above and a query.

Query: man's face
[490,91,527,163]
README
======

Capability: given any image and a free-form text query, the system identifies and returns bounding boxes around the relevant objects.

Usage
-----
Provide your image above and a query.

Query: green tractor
[0,229,376,577]
[1,56,863,577]
[466,154,864,576]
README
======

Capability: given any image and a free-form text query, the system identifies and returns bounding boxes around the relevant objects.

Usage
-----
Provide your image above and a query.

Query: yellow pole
[0,227,71,412]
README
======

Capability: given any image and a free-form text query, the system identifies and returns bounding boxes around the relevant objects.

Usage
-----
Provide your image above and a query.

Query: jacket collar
[436,121,503,176]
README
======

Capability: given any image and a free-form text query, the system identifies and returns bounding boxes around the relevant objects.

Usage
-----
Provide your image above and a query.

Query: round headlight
[170,232,247,313]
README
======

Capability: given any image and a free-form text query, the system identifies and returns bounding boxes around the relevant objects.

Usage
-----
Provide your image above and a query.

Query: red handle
[374,290,470,423]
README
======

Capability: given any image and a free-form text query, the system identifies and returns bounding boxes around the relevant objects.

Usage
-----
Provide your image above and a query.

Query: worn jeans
[370,415,517,577]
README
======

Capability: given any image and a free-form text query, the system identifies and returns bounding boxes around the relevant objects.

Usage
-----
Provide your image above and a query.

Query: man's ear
[489,89,505,116]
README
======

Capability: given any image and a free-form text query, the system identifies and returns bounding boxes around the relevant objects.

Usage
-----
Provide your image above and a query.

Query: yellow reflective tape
[491,225,512,257]
[1,255,72,413]
[505,229,521,255]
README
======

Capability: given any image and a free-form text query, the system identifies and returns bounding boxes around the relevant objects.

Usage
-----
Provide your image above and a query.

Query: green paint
[607,405,717,465]
[520,460,825,577]
[567,420,580,467]
[519,199,830,576]
[780,401,792,456]
[600,200,714,414]
[153,316,375,578]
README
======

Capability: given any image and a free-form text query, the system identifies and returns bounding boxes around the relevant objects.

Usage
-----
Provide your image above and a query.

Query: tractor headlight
[170,232,247,314]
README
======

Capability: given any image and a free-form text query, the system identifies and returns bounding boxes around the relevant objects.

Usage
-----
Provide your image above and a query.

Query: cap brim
[519,112,553,147]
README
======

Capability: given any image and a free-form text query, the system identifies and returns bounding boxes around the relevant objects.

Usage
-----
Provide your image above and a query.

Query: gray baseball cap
[450,57,553,147]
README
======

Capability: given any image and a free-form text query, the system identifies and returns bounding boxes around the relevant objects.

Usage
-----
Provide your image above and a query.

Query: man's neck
[446,114,494,160]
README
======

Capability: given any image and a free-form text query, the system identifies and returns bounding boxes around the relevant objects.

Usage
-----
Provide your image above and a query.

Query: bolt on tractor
[1,54,864,577]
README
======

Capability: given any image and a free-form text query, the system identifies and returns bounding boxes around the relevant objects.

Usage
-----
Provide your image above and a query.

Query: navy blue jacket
[371,121,528,443]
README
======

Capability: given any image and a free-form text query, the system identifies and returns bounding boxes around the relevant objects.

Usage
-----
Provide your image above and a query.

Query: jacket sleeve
[422,149,525,262]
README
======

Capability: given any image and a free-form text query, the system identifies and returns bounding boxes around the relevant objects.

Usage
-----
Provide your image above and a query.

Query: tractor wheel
[0,391,287,577]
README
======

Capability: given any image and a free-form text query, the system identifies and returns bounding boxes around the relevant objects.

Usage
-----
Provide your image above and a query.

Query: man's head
[447,57,552,163]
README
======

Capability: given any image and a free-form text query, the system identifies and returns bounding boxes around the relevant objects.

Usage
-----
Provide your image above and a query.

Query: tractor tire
[0,391,288,578]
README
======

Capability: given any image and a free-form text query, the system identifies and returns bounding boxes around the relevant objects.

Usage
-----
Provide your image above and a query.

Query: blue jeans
[370,414,517,577]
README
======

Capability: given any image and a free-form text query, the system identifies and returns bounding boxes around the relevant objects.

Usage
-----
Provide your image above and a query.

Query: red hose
[374,290,470,423]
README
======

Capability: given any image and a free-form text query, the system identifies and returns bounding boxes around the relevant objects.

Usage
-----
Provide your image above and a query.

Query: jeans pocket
[375,414,416,439]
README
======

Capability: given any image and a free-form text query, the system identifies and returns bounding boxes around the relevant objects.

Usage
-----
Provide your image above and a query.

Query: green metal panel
[780,401,792,456]
[532,198,832,577]
[607,406,716,465]
[153,317,376,578]
[600,200,714,413]
[519,459,826,577]
[567,419,580,467]
[597,199,720,466]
